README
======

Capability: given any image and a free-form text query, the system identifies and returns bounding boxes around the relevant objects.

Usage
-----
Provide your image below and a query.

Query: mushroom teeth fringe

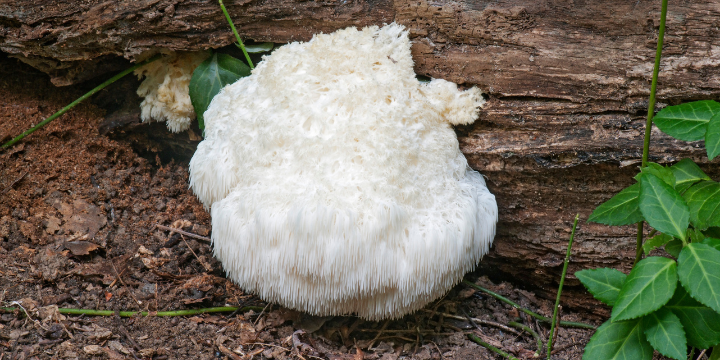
[189,23,498,320]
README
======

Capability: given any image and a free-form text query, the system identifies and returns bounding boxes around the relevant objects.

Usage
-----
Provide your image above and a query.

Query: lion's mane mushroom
[135,51,210,133]
[189,23,497,320]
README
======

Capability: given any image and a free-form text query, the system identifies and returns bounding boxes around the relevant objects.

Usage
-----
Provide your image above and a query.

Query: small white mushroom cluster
[189,23,497,320]
[135,51,210,133]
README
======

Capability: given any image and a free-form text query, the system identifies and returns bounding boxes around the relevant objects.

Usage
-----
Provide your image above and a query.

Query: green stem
[462,280,596,330]
[1,55,162,150]
[635,0,668,264]
[547,214,579,359]
[508,321,544,356]
[468,334,520,360]
[218,0,254,69]
[0,306,264,317]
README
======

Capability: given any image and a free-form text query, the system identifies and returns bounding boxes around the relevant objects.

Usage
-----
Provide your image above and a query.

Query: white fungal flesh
[189,23,497,320]
[135,51,210,133]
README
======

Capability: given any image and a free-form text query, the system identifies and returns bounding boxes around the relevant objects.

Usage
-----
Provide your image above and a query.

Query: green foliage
[684,181,720,230]
[641,308,686,360]
[706,112,720,160]
[635,162,676,186]
[669,158,710,193]
[582,319,653,360]
[575,268,627,306]
[638,173,689,241]
[665,239,683,258]
[702,237,720,251]
[242,42,274,53]
[677,243,720,313]
[665,286,720,349]
[588,183,644,225]
[653,100,720,142]
[189,53,251,129]
[642,233,672,255]
[611,256,677,321]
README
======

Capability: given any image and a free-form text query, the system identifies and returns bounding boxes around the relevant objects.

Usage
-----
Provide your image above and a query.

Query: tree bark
[3,0,720,308]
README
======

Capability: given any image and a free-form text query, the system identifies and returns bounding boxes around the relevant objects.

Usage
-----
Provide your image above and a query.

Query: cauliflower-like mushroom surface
[189,23,497,320]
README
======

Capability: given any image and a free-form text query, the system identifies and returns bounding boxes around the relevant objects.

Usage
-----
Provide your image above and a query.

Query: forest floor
[0,54,606,360]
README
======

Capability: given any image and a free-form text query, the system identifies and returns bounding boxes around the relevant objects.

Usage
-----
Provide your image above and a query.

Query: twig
[180,235,212,272]
[508,321,543,357]
[217,343,242,360]
[2,171,27,193]
[112,261,142,308]
[217,0,254,69]
[467,334,520,360]
[156,224,211,243]
[114,311,141,360]
[366,319,390,349]
[461,280,595,329]
[548,214,579,359]
[1,306,264,317]
[2,55,162,149]
[422,309,520,335]
[253,303,271,326]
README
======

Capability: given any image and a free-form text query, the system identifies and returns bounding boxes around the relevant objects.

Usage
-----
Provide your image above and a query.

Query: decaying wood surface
[2,0,720,308]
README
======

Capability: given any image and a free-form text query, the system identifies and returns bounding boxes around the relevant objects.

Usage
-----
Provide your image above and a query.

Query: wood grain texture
[2,0,720,308]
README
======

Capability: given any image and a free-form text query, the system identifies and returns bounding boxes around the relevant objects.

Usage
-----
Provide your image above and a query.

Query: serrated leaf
[702,237,720,252]
[612,256,677,321]
[653,100,720,141]
[643,233,673,255]
[635,162,676,187]
[639,173,689,240]
[576,268,627,306]
[684,181,720,230]
[189,53,251,129]
[241,42,274,53]
[678,243,720,313]
[670,158,711,193]
[665,239,683,258]
[706,112,720,160]
[582,319,652,360]
[642,308,687,360]
[665,285,720,349]
[588,183,644,226]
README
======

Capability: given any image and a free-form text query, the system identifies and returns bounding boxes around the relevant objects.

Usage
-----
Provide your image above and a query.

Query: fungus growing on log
[189,23,497,320]
[135,51,210,133]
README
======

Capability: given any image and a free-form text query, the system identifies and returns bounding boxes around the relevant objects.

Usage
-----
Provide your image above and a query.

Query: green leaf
[678,243,720,313]
[612,256,678,321]
[706,112,720,160]
[641,308,687,360]
[635,162,675,187]
[642,233,673,255]
[709,346,720,360]
[575,268,627,306]
[241,42,274,53]
[702,237,720,252]
[665,286,720,349]
[689,227,706,242]
[588,183,644,226]
[189,53,251,129]
[669,158,711,193]
[639,173,690,240]
[665,239,683,258]
[684,181,720,230]
[582,319,652,360]
[653,100,720,141]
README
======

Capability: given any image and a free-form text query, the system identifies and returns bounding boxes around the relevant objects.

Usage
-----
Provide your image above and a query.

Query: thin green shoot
[218,0,254,69]
[1,55,162,150]
[547,214,580,359]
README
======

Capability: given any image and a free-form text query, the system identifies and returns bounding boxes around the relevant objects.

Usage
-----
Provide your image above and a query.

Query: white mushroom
[189,23,497,320]
[135,51,210,133]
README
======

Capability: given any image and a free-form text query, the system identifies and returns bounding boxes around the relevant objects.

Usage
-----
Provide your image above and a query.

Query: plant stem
[461,280,596,330]
[547,214,579,359]
[0,306,264,317]
[467,334,520,360]
[635,0,668,266]
[1,55,161,150]
[218,0,254,69]
[508,321,544,356]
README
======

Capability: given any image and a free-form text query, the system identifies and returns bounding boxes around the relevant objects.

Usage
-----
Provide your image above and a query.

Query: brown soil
[0,54,602,360]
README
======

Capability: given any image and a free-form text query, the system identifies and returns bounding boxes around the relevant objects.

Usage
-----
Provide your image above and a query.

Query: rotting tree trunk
[2,0,720,310]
